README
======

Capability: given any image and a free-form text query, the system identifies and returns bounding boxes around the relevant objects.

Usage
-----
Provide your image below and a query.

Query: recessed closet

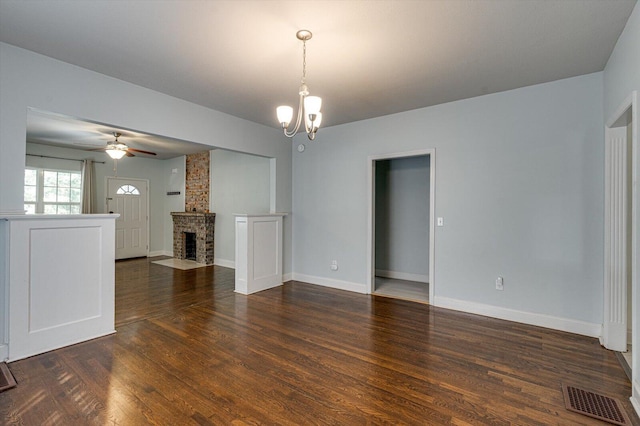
[374,155,430,303]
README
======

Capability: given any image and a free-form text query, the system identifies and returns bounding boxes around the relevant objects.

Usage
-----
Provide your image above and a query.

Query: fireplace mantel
[171,212,216,218]
[171,212,216,265]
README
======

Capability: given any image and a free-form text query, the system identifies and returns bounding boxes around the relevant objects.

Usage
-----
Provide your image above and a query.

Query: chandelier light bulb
[304,96,322,116]
[277,105,294,127]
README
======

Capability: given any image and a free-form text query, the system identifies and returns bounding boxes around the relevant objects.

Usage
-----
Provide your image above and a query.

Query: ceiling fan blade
[125,151,135,157]
[127,147,157,156]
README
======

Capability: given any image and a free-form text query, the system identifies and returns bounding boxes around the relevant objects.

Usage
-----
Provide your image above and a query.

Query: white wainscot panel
[3,214,117,361]
[29,227,102,332]
[235,214,285,295]
[253,220,278,280]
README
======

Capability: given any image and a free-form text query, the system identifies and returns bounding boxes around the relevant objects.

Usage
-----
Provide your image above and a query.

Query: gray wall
[210,149,271,265]
[162,155,186,255]
[375,156,430,281]
[293,72,603,325]
[603,2,640,121]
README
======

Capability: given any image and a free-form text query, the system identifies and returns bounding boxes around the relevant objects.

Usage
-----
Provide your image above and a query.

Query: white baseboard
[214,258,235,269]
[375,269,428,283]
[287,275,600,338]
[283,273,293,282]
[148,250,172,257]
[0,343,7,362]
[292,273,367,294]
[433,296,601,338]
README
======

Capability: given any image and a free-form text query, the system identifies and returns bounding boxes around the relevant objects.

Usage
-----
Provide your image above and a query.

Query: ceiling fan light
[277,106,293,127]
[106,148,126,159]
[304,96,322,116]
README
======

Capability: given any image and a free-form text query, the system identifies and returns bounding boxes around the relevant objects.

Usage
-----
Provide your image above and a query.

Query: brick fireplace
[171,212,216,265]
[171,152,216,264]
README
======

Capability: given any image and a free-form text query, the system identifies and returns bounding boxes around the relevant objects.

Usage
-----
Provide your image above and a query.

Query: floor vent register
[562,384,631,425]
[0,362,17,393]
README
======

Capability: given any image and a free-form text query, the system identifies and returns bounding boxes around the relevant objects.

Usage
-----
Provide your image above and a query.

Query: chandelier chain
[302,39,307,84]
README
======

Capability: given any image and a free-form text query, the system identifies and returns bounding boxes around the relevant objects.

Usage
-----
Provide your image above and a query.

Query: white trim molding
[283,273,293,282]
[434,296,601,337]
[602,125,629,351]
[604,91,638,420]
[214,258,235,269]
[292,273,367,294]
[367,148,436,303]
[148,250,172,257]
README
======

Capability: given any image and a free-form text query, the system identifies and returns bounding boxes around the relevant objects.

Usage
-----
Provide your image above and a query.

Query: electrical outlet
[330,260,338,271]
[495,276,504,291]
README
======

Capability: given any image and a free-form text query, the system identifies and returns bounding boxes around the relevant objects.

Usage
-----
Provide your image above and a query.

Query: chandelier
[276,30,323,141]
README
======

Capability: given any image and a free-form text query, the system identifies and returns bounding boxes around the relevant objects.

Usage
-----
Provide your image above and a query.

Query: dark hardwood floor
[1,257,638,425]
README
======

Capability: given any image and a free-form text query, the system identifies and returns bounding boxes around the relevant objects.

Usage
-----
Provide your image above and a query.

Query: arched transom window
[116,184,140,195]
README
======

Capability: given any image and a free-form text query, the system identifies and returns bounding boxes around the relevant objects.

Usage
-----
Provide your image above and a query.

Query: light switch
[437,217,444,227]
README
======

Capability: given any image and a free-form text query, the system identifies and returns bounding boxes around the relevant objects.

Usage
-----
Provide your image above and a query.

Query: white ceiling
[1,0,637,156]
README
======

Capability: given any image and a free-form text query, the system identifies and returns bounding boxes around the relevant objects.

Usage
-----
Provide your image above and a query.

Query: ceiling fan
[96,132,157,159]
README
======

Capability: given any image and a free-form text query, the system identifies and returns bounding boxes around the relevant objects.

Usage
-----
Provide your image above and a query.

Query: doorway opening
[367,149,436,303]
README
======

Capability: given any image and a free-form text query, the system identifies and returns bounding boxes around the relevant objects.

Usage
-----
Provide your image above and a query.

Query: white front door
[106,177,149,260]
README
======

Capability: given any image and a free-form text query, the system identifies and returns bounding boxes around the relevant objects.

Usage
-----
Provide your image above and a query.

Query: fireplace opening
[171,212,215,265]
[183,232,197,261]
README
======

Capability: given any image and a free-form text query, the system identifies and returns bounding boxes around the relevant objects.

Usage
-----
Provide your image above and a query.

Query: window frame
[24,167,83,214]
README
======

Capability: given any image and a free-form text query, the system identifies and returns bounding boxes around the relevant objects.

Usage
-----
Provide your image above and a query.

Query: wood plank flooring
[374,276,429,304]
[1,256,638,425]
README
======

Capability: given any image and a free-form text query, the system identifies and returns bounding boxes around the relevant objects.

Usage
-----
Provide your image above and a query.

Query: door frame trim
[366,148,436,303]
[603,92,639,417]
[105,176,150,258]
